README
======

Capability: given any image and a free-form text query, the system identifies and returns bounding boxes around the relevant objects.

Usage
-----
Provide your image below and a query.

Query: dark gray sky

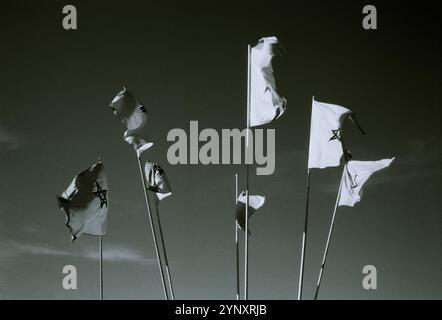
[0,0,440,299]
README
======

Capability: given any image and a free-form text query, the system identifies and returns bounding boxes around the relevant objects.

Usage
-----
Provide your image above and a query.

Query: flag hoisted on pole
[144,160,175,300]
[250,36,287,127]
[235,191,265,235]
[109,88,169,300]
[109,86,154,157]
[314,158,394,300]
[57,159,108,300]
[244,36,286,300]
[298,97,364,299]
[235,189,265,298]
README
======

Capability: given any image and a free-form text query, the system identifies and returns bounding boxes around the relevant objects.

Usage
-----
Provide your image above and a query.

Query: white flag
[57,161,109,241]
[339,158,395,207]
[109,87,153,157]
[250,36,286,127]
[308,99,354,169]
[236,191,265,234]
[145,161,172,202]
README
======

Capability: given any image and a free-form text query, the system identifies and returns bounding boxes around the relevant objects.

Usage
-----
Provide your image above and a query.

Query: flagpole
[99,235,103,300]
[314,166,345,300]
[244,44,251,300]
[154,202,175,300]
[298,96,314,300]
[136,156,169,300]
[235,173,240,300]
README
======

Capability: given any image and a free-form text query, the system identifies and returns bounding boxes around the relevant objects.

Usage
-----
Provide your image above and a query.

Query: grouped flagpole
[244,44,251,300]
[99,235,103,300]
[136,155,169,300]
[314,166,345,300]
[298,96,314,300]
[235,173,240,300]
[154,203,175,300]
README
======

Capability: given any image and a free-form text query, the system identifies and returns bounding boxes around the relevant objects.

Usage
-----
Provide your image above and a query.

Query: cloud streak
[0,240,157,266]
[0,125,19,150]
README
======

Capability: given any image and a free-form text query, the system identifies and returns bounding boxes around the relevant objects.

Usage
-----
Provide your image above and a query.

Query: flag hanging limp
[144,161,172,202]
[339,158,395,207]
[109,87,153,157]
[250,36,287,127]
[57,160,109,241]
[236,191,265,234]
[308,98,364,169]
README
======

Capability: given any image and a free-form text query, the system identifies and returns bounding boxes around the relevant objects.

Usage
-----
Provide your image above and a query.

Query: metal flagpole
[154,202,175,300]
[314,166,345,300]
[244,44,251,300]
[298,96,314,300]
[136,156,169,300]
[235,173,240,300]
[99,235,103,300]
[298,170,310,300]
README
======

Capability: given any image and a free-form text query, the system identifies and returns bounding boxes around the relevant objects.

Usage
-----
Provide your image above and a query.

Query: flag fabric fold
[109,87,153,157]
[144,161,172,202]
[308,99,357,169]
[339,158,395,207]
[57,161,109,241]
[250,36,287,127]
[235,191,265,234]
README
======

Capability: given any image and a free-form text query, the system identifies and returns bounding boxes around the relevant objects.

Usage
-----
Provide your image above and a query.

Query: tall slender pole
[244,44,251,300]
[235,173,240,300]
[136,156,169,300]
[314,167,345,300]
[154,202,175,300]
[298,170,310,300]
[298,96,314,300]
[99,235,103,300]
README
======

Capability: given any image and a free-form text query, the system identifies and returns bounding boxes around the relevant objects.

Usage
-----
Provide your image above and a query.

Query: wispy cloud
[0,240,157,266]
[0,125,19,150]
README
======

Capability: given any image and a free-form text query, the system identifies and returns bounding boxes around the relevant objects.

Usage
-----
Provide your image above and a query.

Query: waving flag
[339,158,395,207]
[250,36,287,127]
[57,160,108,241]
[236,191,265,234]
[308,98,364,169]
[109,87,153,157]
[145,161,172,202]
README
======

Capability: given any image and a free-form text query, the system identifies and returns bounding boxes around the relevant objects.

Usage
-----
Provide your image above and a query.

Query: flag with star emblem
[338,158,394,207]
[57,160,109,241]
[109,87,153,158]
[308,98,364,169]
[235,191,265,235]
[250,36,287,127]
[144,161,172,202]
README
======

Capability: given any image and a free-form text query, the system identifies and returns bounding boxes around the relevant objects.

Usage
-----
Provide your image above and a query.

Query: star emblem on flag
[329,128,343,142]
[139,105,147,113]
[93,182,108,209]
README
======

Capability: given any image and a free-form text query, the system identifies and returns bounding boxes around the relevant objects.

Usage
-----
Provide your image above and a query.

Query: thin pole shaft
[136,157,169,300]
[298,170,311,300]
[298,95,314,300]
[154,203,175,300]
[314,168,344,300]
[99,235,103,300]
[244,44,251,301]
[235,173,240,300]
